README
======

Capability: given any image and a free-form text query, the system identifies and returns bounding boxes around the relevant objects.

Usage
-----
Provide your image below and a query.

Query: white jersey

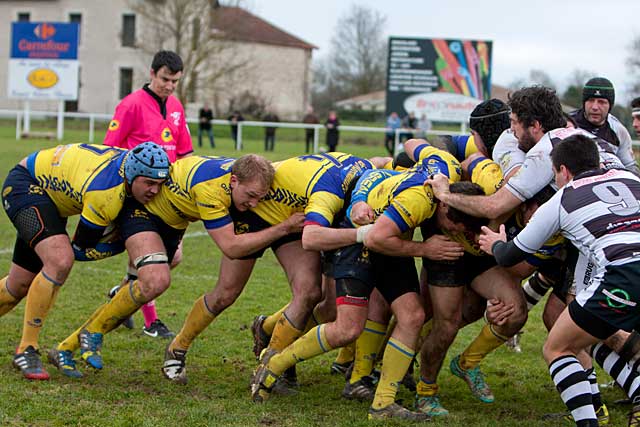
[607,114,637,172]
[514,168,640,289]
[492,129,525,176]
[505,127,625,202]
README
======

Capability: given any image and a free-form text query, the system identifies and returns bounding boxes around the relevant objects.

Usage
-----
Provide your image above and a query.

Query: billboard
[386,37,493,122]
[8,22,79,100]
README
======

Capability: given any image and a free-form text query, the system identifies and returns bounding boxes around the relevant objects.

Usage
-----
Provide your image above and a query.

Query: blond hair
[232,154,274,189]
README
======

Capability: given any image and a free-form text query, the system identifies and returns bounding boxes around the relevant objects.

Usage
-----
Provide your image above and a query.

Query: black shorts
[321,250,335,277]
[333,243,419,304]
[423,253,496,287]
[535,255,570,302]
[230,205,301,259]
[117,198,184,263]
[3,165,68,273]
[570,261,640,340]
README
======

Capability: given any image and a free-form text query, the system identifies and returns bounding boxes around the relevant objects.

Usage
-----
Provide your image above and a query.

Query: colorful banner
[386,37,493,122]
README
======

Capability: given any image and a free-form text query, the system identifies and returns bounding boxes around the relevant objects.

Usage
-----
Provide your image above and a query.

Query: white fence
[1,109,638,152]
[0,109,468,155]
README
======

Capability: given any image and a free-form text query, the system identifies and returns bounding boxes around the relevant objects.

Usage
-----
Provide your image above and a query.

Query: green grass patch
[0,127,632,426]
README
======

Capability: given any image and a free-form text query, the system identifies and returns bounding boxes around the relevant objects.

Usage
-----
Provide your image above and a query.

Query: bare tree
[562,69,595,108]
[627,35,640,96]
[509,69,557,91]
[128,0,249,106]
[325,4,387,98]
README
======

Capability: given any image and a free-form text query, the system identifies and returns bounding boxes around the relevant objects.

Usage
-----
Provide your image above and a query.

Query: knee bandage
[134,252,168,269]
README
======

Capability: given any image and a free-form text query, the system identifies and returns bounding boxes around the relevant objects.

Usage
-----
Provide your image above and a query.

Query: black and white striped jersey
[505,127,625,202]
[514,168,640,285]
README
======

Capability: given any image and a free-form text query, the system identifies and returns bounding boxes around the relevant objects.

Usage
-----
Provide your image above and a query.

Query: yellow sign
[27,68,58,89]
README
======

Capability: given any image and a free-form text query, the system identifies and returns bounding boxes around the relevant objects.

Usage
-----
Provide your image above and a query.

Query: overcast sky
[252,0,639,102]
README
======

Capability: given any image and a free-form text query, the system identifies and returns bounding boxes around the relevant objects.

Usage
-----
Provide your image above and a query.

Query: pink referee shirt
[104,85,193,162]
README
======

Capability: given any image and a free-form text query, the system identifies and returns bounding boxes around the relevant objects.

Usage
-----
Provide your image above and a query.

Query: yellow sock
[460,324,507,370]
[269,313,303,352]
[172,296,216,351]
[57,304,108,352]
[416,379,439,397]
[302,307,324,334]
[371,337,415,409]
[85,280,144,335]
[268,324,333,375]
[18,271,61,352]
[335,341,356,365]
[262,303,289,336]
[351,320,387,383]
[0,276,21,317]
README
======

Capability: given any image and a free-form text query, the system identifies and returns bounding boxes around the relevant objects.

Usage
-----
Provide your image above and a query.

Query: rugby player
[479,134,640,426]
[250,161,485,421]
[0,142,170,379]
[49,154,303,378]
[104,50,193,337]
[162,153,379,385]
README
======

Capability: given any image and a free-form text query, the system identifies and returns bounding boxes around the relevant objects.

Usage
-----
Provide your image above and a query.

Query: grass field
[0,126,632,426]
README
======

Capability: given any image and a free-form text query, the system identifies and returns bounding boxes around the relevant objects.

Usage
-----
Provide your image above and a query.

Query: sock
[172,296,216,352]
[141,300,158,328]
[350,320,387,383]
[522,273,552,311]
[262,303,289,336]
[334,342,356,365]
[18,272,62,352]
[371,337,415,410]
[592,343,640,400]
[0,276,21,316]
[302,307,323,334]
[549,355,597,426]
[585,368,602,409]
[269,312,303,352]
[460,324,507,370]
[416,376,439,397]
[85,280,145,335]
[57,304,108,352]
[267,324,333,375]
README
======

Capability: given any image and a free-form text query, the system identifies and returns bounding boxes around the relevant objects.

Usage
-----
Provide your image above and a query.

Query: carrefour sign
[11,22,78,59]
[8,22,79,100]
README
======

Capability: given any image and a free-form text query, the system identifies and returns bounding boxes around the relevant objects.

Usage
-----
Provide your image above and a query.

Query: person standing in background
[198,104,215,148]
[417,113,433,139]
[263,110,280,152]
[384,112,402,156]
[325,110,340,152]
[302,107,320,153]
[228,111,245,145]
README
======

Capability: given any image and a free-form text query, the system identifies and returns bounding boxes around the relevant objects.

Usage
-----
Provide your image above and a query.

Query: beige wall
[0,1,313,121]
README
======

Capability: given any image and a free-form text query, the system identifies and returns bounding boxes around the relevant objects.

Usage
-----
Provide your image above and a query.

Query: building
[0,1,316,119]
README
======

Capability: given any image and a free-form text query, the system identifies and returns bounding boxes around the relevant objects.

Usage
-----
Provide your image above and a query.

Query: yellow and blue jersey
[349,168,437,233]
[505,210,565,265]
[251,152,374,227]
[465,155,504,196]
[25,144,127,229]
[146,156,235,230]
[450,135,479,161]
[410,143,462,184]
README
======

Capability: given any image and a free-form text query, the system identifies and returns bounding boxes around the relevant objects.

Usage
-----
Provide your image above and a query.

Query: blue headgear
[124,142,170,184]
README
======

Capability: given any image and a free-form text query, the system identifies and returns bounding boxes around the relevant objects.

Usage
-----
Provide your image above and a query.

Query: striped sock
[592,343,640,400]
[549,355,597,426]
[522,273,551,311]
[585,368,602,409]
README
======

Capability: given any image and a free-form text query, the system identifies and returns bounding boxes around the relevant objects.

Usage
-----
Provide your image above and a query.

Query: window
[65,65,81,112]
[119,68,133,99]
[17,12,30,22]
[121,14,136,47]
[69,13,82,45]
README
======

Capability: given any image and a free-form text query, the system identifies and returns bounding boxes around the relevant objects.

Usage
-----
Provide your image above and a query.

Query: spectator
[198,103,215,148]
[401,111,418,142]
[416,113,433,139]
[302,107,320,153]
[228,110,244,144]
[263,110,280,152]
[325,110,340,152]
[384,112,402,156]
